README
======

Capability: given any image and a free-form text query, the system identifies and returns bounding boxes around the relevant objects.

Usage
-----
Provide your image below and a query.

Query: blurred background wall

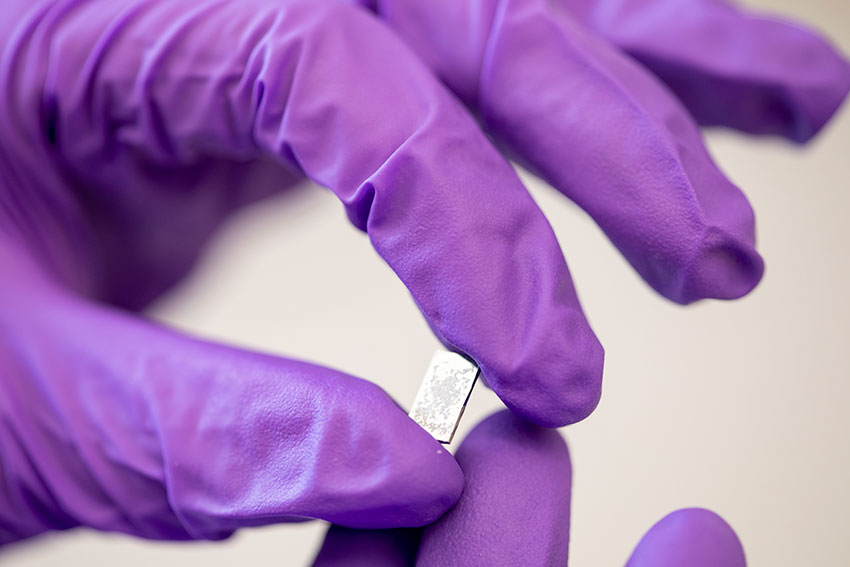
[4,0,849,565]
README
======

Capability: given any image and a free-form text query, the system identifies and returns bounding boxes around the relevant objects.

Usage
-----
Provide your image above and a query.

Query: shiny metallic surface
[409,350,480,444]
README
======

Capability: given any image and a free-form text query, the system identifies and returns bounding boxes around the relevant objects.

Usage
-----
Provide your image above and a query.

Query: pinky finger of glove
[626,508,747,567]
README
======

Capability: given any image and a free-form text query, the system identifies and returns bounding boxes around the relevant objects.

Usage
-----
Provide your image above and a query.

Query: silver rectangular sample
[409,350,480,444]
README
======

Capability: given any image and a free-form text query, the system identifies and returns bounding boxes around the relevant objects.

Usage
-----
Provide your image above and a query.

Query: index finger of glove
[23,0,603,426]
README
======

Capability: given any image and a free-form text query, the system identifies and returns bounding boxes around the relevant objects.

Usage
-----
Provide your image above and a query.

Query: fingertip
[390,416,465,525]
[377,387,467,518]
[327,387,464,529]
[627,508,746,567]
[676,231,765,305]
[490,321,604,428]
[502,368,603,429]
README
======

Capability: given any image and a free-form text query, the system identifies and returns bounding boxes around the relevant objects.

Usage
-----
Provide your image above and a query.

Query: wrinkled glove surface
[315,410,748,566]
[0,0,847,547]
[363,0,849,305]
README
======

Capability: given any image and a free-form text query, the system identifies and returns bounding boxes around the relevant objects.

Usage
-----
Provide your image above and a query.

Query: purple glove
[314,410,747,566]
[0,0,846,547]
[0,0,566,544]
[0,242,465,543]
[362,0,850,302]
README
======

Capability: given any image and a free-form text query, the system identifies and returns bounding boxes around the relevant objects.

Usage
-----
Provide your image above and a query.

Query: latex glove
[0,0,588,544]
[1,240,465,544]
[360,0,850,302]
[0,0,844,546]
[314,410,747,566]
[1,0,607,438]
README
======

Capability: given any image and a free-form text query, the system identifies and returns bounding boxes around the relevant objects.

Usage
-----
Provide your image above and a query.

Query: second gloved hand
[314,410,748,566]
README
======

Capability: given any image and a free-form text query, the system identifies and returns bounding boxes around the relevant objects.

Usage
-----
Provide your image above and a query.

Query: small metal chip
[409,350,480,444]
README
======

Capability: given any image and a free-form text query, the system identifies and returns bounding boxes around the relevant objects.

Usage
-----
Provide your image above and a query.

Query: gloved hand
[0,0,571,544]
[0,0,846,547]
[314,410,747,566]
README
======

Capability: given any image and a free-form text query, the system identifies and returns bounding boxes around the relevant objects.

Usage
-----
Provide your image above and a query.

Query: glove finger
[480,0,764,304]
[0,246,462,542]
[370,0,763,305]
[626,508,747,567]
[568,0,850,143]
[416,410,572,567]
[312,526,421,567]
[20,0,603,426]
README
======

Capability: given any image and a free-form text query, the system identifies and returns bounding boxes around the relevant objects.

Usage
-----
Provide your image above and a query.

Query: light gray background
[5,0,849,565]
